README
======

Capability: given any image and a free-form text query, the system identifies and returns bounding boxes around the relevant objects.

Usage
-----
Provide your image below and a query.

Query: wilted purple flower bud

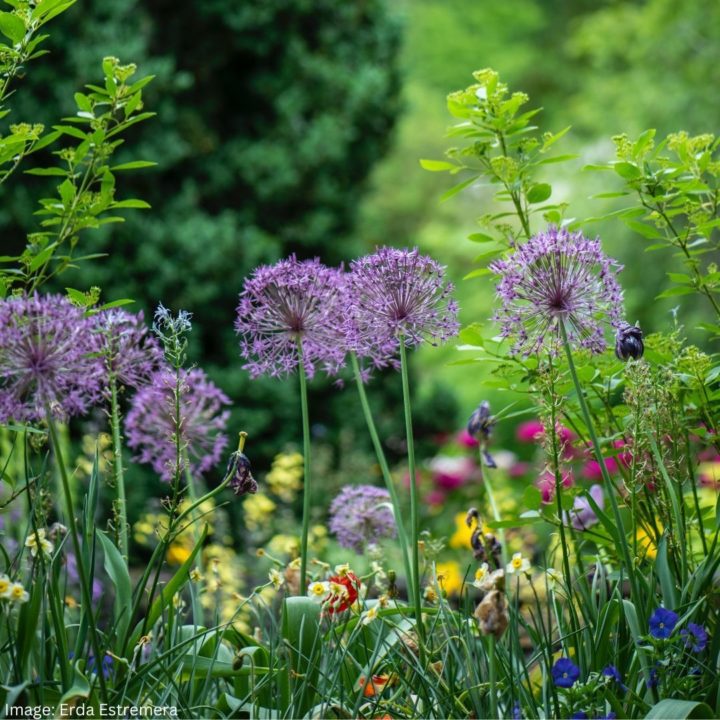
[227,451,257,496]
[615,321,644,361]
[125,368,230,482]
[490,226,624,356]
[0,293,103,422]
[329,485,397,553]
[467,401,495,440]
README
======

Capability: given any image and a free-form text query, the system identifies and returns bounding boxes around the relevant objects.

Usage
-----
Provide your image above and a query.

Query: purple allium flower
[649,607,678,639]
[0,294,104,422]
[345,247,459,369]
[235,256,347,379]
[681,623,708,652]
[328,485,396,553]
[125,368,230,482]
[95,309,163,389]
[489,226,624,357]
[551,657,580,688]
[564,484,604,530]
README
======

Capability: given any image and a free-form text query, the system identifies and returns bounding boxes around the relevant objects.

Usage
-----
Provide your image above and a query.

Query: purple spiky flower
[235,256,347,379]
[95,309,163,390]
[345,247,459,369]
[125,367,230,481]
[329,484,396,553]
[489,226,624,357]
[0,294,103,422]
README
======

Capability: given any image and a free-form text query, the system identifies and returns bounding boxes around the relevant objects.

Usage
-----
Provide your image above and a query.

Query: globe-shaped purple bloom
[235,256,347,379]
[551,657,580,688]
[489,226,624,357]
[681,623,708,652]
[329,484,397,553]
[0,294,104,422]
[125,368,230,482]
[345,247,459,369]
[95,309,163,390]
[649,607,678,639]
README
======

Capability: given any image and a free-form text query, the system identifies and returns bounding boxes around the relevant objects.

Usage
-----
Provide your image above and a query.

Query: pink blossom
[517,420,544,443]
[536,469,574,503]
[430,456,476,490]
[457,429,479,448]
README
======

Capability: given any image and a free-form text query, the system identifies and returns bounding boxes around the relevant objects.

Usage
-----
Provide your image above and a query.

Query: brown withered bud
[474,589,509,640]
[387,569,399,599]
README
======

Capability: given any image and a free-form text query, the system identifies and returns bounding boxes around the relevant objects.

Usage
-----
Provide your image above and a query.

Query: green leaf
[440,174,479,202]
[0,12,26,43]
[58,666,91,706]
[111,199,151,209]
[656,286,695,299]
[468,232,495,243]
[282,597,321,718]
[24,167,67,177]
[110,160,157,171]
[419,159,456,172]
[28,243,57,271]
[644,700,714,719]
[527,183,552,204]
[613,161,642,180]
[97,532,132,648]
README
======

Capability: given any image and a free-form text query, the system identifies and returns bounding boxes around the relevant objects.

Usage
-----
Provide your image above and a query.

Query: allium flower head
[345,247,459,368]
[235,256,347,379]
[489,226,624,356]
[329,485,396,553]
[0,293,103,422]
[551,657,580,688]
[649,607,678,639]
[95,309,163,389]
[125,368,230,481]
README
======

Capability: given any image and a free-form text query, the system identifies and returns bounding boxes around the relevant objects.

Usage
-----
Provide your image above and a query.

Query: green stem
[558,322,638,603]
[109,378,129,564]
[350,353,415,606]
[398,338,425,643]
[479,455,508,568]
[488,635,498,719]
[297,341,312,594]
[46,410,108,702]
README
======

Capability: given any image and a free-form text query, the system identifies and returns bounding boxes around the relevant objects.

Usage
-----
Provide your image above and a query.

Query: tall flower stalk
[236,257,347,593]
[346,247,459,638]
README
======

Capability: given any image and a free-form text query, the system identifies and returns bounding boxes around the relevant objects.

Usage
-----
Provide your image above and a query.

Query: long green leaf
[644,699,714,719]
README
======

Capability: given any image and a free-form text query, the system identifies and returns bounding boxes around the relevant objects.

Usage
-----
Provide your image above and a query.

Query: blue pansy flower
[552,657,580,688]
[649,607,678,639]
[680,623,708,653]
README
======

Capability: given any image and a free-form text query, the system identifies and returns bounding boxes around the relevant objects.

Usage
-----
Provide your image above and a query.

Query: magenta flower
[516,419,545,443]
[0,294,103,422]
[430,456,476,490]
[235,256,347,379]
[537,469,574,503]
[125,368,230,481]
[329,485,397,553]
[95,309,163,390]
[345,247,459,369]
[489,226,624,356]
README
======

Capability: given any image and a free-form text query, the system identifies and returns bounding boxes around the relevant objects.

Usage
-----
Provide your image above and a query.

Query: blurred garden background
[2,0,719,564]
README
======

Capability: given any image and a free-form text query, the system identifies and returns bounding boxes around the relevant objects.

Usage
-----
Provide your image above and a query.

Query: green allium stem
[559,321,638,604]
[109,377,129,564]
[46,410,108,702]
[298,341,312,594]
[399,338,425,643]
[350,352,414,606]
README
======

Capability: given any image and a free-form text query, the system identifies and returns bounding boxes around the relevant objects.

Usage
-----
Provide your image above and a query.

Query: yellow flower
[635,524,662,560]
[9,582,29,604]
[449,512,493,550]
[0,574,11,598]
[334,563,351,577]
[267,534,300,557]
[243,493,277,532]
[434,561,464,596]
[25,528,54,559]
[506,552,531,575]
[424,586,439,603]
[473,563,490,588]
[166,541,193,565]
[190,568,203,583]
[361,605,379,625]
[266,452,304,502]
[268,568,284,590]
[308,581,329,602]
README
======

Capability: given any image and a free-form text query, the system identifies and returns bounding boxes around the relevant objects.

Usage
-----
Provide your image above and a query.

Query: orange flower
[358,674,389,697]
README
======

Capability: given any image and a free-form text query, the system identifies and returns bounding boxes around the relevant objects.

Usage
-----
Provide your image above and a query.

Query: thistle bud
[615,322,644,361]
